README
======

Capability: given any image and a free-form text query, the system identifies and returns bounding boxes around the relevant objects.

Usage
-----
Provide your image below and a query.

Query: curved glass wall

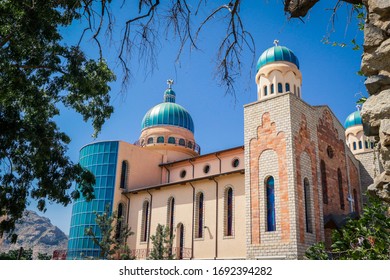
[67,141,118,259]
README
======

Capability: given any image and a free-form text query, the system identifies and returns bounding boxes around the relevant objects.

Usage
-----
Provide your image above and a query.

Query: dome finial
[273,39,279,46]
[167,79,174,89]
[356,104,362,111]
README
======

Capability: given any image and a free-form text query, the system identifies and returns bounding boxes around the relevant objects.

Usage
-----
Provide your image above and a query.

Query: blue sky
[29,1,366,234]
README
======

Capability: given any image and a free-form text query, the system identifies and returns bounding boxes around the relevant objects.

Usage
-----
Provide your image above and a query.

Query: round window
[232,158,240,168]
[180,170,187,178]
[203,164,210,174]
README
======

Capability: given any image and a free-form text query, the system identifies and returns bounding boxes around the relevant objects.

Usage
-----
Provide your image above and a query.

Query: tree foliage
[305,196,390,260]
[0,1,115,238]
[0,248,33,260]
[84,204,133,260]
[148,224,175,260]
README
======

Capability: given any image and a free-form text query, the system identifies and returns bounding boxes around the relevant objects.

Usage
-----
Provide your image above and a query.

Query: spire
[163,79,176,103]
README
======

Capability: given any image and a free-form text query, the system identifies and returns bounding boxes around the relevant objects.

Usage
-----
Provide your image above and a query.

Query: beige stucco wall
[256,62,302,100]
[124,172,245,260]
[345,125,374,155]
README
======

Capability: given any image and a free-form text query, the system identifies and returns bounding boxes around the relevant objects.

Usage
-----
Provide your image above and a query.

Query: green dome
[141,89,194,133]
[344,111,362,129]
[256,45,299,71]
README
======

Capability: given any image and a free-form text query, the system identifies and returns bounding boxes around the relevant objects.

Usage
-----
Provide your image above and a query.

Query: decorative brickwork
[294,114,321,244]
[317,110,349,217]
[249,112,289,244]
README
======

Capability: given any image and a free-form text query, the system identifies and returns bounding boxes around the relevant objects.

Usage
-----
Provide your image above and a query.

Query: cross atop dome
[273,39,279,46]
[167,79,174,89]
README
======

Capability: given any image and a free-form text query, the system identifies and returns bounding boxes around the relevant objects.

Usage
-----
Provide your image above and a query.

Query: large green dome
[344,111,362,129]
[256,45,299,71]
[141,88,195,133]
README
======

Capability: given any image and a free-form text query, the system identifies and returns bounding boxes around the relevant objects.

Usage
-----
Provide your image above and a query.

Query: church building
[66,43,375,260]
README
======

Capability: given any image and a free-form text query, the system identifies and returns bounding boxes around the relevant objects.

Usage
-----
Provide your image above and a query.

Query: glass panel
[266,177,276,231]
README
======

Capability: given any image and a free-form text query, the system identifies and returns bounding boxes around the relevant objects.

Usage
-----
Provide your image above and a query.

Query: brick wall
[244,94,298,259]
[294,114,322,245]
[317,109,350,217]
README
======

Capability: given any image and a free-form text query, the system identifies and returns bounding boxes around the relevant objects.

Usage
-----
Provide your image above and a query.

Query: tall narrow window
[141,201,150,242]
[285,83,290,92]
[271,84,274,94]
[338,169,345,210]
[264,86,268,96]
[278,83,283,93]
[120,161,128,189]
[266,177,276,232]
[358,141,363,149]
[303,178,313,233]
[167,197,175,239]
[225,187,233,236]
[115,203,124,239]
[298,87,301,97]
[195,193,204,238]
[353,189,359,213]
[365,141,369,149]
[320,160,328,204]
[353,142,357,150]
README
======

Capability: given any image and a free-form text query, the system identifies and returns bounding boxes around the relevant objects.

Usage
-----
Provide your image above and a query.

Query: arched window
[177,223,184,260]
[187,141,193,149]
[358,141,363,149]
[168,137,176,144]
[147,137,154,144]
[115,203,124,239]
[303,178,313,233]
[264,86,268,96]
[157,136,164,143]
[141,201,150,242]
[285,83,290,92]
[338,169,345,210]
[167,197,175,239]
[320,160,328,204]
[195,192,204,238]
[179,138,185,146]
[278,83,283,93]
[271,84,274,94]
[353,142,357,150]
[353,189,359,213]
[266,177,276,232]
[120,161,128,189]
[365,141,369,149]
[225,187,233,236]
[371,142,374,149]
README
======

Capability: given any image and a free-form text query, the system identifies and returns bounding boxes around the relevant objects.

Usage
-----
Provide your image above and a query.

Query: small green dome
[256,45,299,71]
[344,111,362,129]
[141,89,194,133]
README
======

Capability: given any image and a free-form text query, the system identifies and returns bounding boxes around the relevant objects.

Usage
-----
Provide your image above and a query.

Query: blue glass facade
[67,141,118,259]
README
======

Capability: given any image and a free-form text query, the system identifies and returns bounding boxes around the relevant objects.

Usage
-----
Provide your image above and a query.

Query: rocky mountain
[0,210,68,259]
